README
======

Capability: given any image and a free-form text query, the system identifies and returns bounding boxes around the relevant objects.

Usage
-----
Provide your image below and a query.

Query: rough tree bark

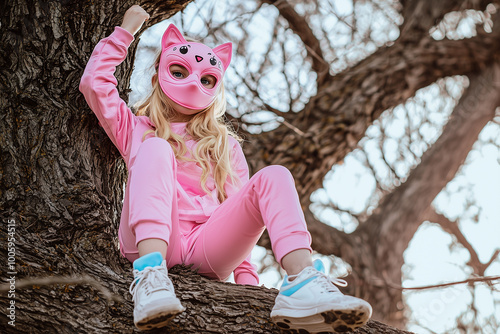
[0,0,412,332]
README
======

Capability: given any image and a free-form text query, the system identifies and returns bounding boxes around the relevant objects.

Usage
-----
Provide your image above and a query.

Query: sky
[128,1,500,332]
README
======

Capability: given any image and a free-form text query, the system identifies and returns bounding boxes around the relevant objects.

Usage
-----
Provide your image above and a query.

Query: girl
[79,5,372,333]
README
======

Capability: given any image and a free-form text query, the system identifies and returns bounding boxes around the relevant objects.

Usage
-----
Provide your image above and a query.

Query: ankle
[286,264,311,277]
[281,249,313,276]
[138,238,168,258]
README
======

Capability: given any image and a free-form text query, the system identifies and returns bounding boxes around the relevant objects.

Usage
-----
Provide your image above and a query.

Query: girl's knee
[257,165,293,181]
[141,136,172,149]
[138,137,175,163]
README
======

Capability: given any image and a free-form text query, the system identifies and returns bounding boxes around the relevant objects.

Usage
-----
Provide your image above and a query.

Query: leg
[126,137,184,330]
[138,239,167,258]
[128,137,182,262]
[185,165,313,282]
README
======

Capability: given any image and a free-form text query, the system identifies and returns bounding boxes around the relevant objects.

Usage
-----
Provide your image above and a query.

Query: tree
[1,0,499,333]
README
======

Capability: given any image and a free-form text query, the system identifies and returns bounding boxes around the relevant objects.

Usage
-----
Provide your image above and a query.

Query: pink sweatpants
[124,137,312,281]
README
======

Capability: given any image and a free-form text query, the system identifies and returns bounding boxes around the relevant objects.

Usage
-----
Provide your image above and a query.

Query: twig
[426,209,498,276]
[0,274,124,303]
[377,275,500,291]
[280,119,306,137]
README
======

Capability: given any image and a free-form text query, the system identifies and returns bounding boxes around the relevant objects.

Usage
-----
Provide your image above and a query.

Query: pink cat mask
[158,24,232,110]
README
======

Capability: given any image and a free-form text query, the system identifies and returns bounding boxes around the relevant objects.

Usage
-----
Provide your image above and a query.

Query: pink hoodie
[79,26,258,285]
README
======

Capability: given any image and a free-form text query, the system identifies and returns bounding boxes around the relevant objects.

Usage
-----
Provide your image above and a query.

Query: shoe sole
[272,307,370,333]
[135,306,184,331]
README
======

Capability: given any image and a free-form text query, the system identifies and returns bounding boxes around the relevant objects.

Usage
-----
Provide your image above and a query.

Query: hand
[120,5,150,36]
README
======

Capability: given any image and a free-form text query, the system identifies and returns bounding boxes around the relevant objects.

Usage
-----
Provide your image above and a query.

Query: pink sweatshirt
[79,26,259,285]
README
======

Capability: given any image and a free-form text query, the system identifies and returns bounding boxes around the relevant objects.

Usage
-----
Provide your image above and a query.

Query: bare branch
[280,40,295,112]
[426,209,500,276]
[316,197,362,224]
[262,0,330,82]
[485,249,500,269]
[358,146,392,194]
[280,119,307,137]
[378,124,400,180]
[0,274,124,303]
[373,274,500,291]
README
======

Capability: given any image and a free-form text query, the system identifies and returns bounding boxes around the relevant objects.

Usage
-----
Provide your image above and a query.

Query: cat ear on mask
[161,24,187,51]
[213,43,232,71]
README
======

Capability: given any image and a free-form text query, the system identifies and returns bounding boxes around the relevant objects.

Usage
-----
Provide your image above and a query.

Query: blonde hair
[135,51,243,203]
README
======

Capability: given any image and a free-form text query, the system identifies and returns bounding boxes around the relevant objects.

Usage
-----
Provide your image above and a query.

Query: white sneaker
[129,252,185,330]
[271,259,372,333]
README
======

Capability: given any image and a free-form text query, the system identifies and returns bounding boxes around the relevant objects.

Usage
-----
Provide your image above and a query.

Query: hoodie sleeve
[234,253,259,286]
[79,26,137,162]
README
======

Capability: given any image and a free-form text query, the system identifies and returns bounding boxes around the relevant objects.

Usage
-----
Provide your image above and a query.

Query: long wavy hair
[135,50,243,203]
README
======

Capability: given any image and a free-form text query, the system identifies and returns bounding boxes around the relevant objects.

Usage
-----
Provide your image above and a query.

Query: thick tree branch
[399,0,499,40]
[304,207,354,256]
[357,60,500,259]
[139,0,193,26]
[400,0,467,39]
[0,263,414,333]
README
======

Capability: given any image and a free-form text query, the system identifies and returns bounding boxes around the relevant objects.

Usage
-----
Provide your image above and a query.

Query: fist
[121,5,150,36]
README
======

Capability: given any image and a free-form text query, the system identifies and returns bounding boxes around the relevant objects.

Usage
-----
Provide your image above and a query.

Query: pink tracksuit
[79,26,312,286]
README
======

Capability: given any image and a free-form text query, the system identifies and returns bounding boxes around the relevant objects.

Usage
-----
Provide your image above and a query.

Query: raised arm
[79,5,149,161]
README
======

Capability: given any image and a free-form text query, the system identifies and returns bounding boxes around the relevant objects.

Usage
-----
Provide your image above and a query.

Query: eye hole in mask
[169,64,218,89]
